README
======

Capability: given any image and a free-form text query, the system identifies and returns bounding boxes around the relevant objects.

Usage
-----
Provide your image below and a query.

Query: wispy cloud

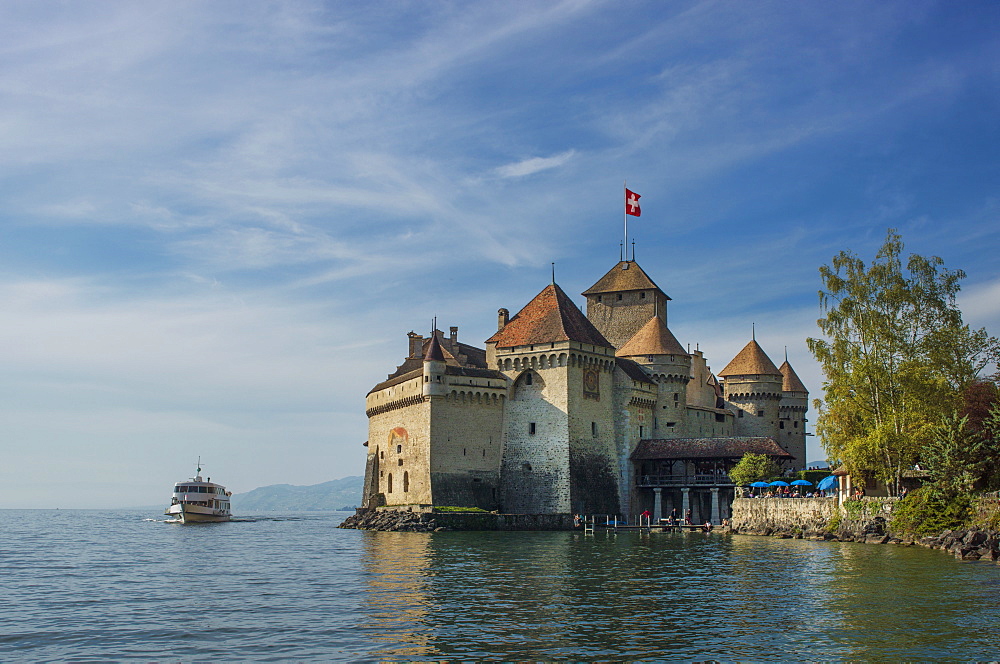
[1,1,997,506]
[495,150,577,178]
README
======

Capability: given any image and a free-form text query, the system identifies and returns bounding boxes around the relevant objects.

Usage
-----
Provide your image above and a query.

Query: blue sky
[2,1,998,508]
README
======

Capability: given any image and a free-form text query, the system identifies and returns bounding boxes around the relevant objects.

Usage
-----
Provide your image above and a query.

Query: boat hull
[165,504,230,523]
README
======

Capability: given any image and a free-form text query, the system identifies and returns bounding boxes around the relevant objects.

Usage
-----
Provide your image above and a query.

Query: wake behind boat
[165,461,232,523]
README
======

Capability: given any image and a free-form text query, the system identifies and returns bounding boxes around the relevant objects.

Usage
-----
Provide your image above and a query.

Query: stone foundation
[338,508,575,532]
[730,497,836,538]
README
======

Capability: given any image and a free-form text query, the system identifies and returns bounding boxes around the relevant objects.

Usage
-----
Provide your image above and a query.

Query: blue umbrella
[749,481,769,487]
[768,480,790,487]
[816,475,838,491]
[790,480,812,486]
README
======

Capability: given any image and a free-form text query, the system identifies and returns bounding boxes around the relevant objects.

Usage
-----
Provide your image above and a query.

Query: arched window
[403,471,409,493]
[387,473,393,493]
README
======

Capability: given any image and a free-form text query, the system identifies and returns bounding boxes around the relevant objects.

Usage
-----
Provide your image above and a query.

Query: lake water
[2,510,999,661]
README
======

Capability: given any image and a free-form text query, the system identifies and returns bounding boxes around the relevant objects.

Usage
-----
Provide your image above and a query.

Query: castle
[362,259,808,523]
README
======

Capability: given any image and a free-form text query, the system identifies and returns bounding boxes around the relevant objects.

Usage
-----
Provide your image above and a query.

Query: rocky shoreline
[340,502,1000,563]
[338,510,447,532]
[734,521,1000,560]
[729,496,1000,563]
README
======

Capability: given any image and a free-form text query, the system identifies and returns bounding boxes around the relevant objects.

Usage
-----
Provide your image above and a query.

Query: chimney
[450,326,458,345]
[497,308,509,331]
[407,331,422,358]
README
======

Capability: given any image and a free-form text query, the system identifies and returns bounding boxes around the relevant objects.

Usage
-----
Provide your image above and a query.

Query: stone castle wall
[567,352,620,514]
[500,365,571,514]
[726,375,783,439]
[730,497,837,537]
[429,390,505,509]
[366,390,432,506]
[778,393,808,469]
[585,291,666,349]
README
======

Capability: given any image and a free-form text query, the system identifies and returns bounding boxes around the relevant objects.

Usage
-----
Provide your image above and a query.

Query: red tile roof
[486,283,612,349]
[718,339,782,377]
[779,360,808,393]
[616,357,655,384]
[616,316,688,357]
[582,260,669,298]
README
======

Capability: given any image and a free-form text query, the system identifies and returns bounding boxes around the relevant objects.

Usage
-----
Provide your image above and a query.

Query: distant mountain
[232,476,363,511]
[807,460,830,469]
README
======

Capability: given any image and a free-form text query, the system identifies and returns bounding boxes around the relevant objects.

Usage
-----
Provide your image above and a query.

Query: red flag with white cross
[625,188,641,217]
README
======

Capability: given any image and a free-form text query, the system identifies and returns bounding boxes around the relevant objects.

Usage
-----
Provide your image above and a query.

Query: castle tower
[718,339,784,449]
[365,325,505,511]
[582,260,670,349]
[779,358,809,471]
[615,315,692,438]
[422,332,447,398]
[486,283,619,515]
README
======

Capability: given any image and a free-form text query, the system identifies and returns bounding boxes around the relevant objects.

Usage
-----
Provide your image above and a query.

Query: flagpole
[623,180,627,263]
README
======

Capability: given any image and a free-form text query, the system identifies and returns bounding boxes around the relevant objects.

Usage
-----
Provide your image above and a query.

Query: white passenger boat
[165,461,232,523]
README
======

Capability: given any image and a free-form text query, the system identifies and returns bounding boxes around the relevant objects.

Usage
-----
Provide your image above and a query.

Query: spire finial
[551,262,555,285]
[631,239,636,261]
[784,345,788,362]
[620,242,623,262]
[752,322,756,341]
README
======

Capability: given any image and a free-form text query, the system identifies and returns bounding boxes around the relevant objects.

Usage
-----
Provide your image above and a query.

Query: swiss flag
[625,188,641,217]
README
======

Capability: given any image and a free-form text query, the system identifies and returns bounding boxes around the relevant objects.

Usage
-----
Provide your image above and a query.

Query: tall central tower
[487,283,620,515]
[582,260,670,350]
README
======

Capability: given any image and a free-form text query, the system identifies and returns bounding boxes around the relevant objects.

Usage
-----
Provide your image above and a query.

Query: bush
[889,486,974,536]
[729,453,781,486]
[843,499,866,519]
[826,509,842,534]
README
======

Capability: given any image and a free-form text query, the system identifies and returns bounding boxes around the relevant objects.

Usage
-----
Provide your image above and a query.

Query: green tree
[728,453,780,486]
[923,413,986,493]
[979,401,1000,490]
[807,229,999,494]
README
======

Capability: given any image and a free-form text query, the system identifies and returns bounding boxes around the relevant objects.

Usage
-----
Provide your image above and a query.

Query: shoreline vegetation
[805,230,1000,524]
[729,493,1000,563]
[340,494,1000,566]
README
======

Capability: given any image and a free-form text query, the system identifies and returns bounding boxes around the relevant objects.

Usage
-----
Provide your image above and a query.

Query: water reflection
[359,532,435,660]
[357,529,1000,660]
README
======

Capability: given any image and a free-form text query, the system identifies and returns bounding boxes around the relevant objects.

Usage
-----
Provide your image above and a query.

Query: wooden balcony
[636,474,735,488]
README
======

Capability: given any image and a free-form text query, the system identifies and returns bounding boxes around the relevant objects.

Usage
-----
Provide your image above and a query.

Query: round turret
[718,339,784,439]
[422,333,448,397]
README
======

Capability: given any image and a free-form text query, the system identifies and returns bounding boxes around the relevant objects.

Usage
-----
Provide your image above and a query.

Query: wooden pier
[579,515,718,534]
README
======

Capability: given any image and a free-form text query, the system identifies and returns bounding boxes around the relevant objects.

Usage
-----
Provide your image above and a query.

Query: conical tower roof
[423,331,445,361]
[779,360,808,393]
[718,339,781,377]
[582,260,670,299]
[616,316,688,358]
[486,283,611,349]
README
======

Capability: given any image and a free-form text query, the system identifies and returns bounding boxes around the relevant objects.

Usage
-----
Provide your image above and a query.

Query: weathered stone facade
[360,259,809,519]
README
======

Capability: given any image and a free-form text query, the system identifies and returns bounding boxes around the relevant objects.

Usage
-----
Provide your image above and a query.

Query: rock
[957,547,981,561]
[964,530,988,547]
[865,534,889,544]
